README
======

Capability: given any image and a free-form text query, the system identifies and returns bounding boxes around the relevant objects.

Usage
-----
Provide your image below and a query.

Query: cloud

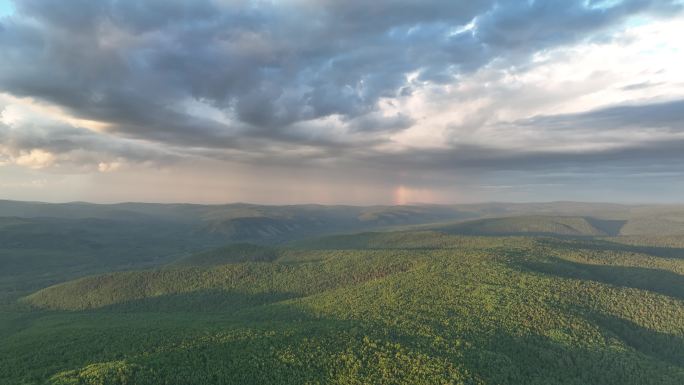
[0,0,683,203]
[0,100,179,172]
[97,161,122,173]
[1,0,680,148]
[355,97,684,181]
[13,149,55,169]
[517,98,684,132]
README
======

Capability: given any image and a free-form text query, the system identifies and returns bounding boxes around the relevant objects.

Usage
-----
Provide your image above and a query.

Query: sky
[1,0,684,205]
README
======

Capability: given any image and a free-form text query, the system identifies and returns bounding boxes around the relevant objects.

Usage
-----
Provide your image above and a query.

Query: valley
[0,201,683,384]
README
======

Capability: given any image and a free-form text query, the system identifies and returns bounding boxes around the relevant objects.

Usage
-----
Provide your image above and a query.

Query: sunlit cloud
[1,93,112,133]
[13,149,56,169]
[0,0,683,203]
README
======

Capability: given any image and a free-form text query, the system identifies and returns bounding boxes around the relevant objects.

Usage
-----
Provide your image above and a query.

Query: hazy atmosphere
[1,0,684,204]
[3,3,684,384]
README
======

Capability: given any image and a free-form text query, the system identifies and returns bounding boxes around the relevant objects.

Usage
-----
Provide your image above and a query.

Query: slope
[433,215,618,236]
[170,243,280,267]
[7,231,684,385]
[0,201,476,303]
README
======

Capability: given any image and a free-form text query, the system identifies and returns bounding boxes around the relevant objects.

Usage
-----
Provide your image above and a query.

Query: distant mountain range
[1,199,683,301]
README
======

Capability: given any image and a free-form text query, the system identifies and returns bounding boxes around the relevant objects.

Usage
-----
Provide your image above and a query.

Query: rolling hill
[3,228,682,385]
[0,201,475,302]
[170,243,280,267]
[2,200,684,384]
[2,199,682,305]
[433,215,624,236]
[0,199,479,240]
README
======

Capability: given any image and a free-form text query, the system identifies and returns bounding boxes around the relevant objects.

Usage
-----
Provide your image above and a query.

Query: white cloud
[98,161,123,173]
[13,149,56,169]
[387,14,684,154]
[0,93,111,133]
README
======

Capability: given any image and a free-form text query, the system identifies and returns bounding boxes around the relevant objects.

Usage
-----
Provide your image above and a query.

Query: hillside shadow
[9,291,684,385]
[584,218,627,236]
[36,303,684,385]
[434,216,627,237]
[517,257,684,300]
[1,301,327,384]
[464,327,684,385]
[539,238,684,260]
[589,313,684,368]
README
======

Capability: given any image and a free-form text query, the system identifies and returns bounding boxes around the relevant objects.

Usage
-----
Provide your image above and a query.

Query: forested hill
[2,199,683,304]
[431,215,624,236]
[0,201,475,301]
[2,199,684,384]
[2,200,683,241]
[9,230,684,385]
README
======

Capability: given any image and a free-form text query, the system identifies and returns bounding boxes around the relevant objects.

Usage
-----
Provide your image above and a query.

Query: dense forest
[1,201,683,384]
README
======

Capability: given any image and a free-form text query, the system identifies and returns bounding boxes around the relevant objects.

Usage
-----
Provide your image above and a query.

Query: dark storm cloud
[518,99,684,132]
[362,99,684,173]
[476,0,680,49]
[355,138,684,194]
[0,119,177,166]
[1,0,680,152]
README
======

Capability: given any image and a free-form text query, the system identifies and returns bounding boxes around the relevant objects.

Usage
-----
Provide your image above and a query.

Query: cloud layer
[1,0,683,203]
